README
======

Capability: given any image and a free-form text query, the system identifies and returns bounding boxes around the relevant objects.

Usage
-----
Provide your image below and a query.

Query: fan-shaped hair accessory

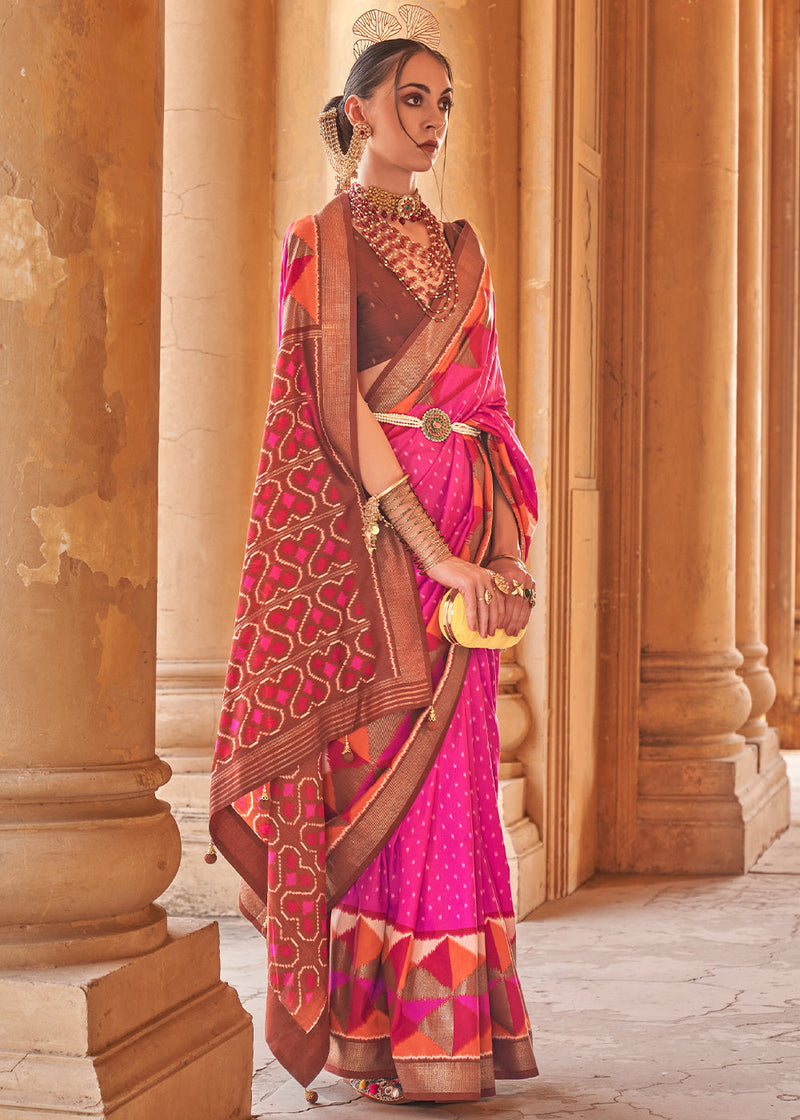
[353,5,441,58]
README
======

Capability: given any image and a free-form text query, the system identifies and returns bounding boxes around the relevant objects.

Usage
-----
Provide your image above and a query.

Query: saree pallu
[209,192,538,1095]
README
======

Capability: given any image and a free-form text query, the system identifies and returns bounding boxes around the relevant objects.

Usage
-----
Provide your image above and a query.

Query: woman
[209,12,539,1106]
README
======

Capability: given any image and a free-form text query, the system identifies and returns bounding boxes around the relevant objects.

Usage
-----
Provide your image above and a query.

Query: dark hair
[322,39,454,154]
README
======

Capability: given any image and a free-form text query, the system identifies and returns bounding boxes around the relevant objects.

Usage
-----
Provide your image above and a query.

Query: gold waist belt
[372,407,482,444]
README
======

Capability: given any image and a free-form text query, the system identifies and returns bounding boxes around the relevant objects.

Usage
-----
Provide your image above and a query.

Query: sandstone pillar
[0,4,251,1116]
[596,0,648,873]
[518,0,605,896]
[518,0,557,894]
[735,0,781,777]
[157,0,276,914]
[766,0,800,744]
[637,0,788,873]
[272,0,331,251]
[795,501,800,743]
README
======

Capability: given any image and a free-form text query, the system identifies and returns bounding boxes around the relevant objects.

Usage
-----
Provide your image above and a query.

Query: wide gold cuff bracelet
[377,477,451,571]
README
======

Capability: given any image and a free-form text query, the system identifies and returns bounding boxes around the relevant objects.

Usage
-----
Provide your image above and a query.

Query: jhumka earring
[319,109,372,194]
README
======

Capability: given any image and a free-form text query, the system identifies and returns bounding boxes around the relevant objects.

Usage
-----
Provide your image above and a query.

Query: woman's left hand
[485,557,535,637]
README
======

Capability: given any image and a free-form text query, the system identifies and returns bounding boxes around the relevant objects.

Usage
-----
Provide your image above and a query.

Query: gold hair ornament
[318,111,372,193]
[353,5,440,58]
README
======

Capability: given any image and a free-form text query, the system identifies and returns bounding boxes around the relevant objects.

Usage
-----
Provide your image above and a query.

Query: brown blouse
[355,221,464,372]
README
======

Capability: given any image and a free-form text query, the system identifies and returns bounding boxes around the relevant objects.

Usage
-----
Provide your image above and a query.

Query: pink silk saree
[209,192,538,1097]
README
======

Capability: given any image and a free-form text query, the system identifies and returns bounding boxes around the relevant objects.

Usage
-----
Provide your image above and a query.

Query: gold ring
[488,570,511,595]
[482,589,493,605]
[511,579,525,597]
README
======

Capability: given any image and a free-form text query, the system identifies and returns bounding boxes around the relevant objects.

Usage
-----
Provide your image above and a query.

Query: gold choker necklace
[360,184,422,222]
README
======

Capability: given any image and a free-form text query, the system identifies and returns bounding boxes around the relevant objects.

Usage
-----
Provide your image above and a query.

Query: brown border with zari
[325,1049,538,1102]
[396,1049,539,1102]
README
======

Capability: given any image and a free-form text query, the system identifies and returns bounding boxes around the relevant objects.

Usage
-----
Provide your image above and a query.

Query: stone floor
[218,753,800,1120]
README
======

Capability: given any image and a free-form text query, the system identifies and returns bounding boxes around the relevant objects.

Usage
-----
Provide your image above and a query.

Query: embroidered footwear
[349,1077,407,1104]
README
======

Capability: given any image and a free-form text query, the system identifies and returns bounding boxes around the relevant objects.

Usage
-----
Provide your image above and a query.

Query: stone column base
[635,741,791,873]
[157,753,241,916]
[0,920,252,1120]
[500,777,546,918]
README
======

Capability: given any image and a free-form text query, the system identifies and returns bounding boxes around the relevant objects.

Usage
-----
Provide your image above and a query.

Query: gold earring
[319,108,372,194]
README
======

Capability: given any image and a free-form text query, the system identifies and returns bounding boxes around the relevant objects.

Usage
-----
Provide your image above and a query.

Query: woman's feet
[349,1077,406,1104]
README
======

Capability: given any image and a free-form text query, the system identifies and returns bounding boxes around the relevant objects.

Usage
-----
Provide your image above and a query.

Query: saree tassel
[304,1088,319,1104]
[342,734,354,759]
[204,841,218,865]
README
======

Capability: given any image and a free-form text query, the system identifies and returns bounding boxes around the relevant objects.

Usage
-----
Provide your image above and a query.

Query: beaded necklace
[348,182,458,322]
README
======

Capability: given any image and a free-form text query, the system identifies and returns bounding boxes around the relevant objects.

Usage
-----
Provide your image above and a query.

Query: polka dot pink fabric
[325,411,538,1099]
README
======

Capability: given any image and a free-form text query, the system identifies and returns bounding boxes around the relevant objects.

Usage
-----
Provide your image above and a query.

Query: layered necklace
[348,182,458,322]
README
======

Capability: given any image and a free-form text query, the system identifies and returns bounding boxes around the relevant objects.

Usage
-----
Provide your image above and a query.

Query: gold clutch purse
[438,588,526,650]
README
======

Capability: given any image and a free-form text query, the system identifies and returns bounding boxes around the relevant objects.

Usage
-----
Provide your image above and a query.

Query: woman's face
[351,51,452,176]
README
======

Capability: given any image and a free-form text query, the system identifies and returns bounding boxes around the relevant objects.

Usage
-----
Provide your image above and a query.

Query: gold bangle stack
[375,477,451,571]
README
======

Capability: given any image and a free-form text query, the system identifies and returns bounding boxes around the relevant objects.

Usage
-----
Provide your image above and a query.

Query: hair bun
[321,94,352,152]
[322,93,344,114]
